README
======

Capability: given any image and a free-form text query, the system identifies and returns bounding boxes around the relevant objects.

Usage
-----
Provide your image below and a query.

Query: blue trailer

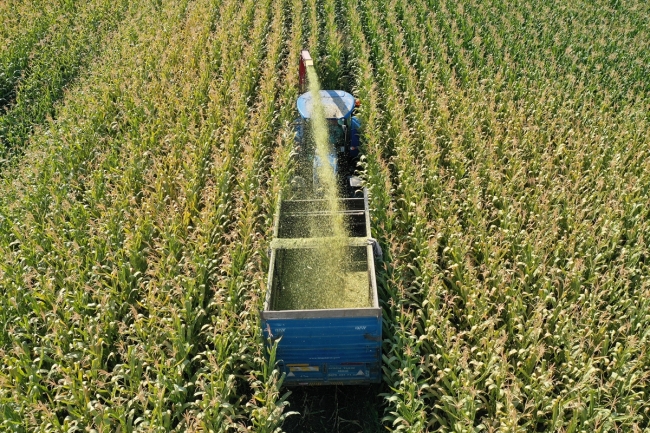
[261,190,382,385]
[261,50,382,386]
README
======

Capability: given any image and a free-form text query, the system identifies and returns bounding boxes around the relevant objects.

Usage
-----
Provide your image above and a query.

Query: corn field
[0,0,648,431]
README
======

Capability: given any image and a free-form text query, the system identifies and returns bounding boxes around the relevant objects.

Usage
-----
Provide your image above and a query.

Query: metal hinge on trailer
[368,237,382,261]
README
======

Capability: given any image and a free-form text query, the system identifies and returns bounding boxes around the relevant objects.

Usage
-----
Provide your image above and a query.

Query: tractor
[291,50,363,197]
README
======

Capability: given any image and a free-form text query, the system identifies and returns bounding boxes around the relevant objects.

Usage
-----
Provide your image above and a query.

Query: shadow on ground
[282,384,384,433]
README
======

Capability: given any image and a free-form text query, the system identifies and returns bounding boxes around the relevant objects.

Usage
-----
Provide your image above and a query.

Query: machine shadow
[282,383,385,433]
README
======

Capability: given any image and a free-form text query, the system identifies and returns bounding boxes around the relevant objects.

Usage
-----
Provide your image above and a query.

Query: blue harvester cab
[295,90,362,180]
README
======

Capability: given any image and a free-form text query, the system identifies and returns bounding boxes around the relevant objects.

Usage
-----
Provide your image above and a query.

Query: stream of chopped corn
[273,67,369,310]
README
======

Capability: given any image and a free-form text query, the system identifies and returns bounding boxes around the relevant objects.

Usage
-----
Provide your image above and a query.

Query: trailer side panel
[262,315,382,385]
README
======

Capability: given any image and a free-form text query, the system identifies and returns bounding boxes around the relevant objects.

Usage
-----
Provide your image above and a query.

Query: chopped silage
[273,249,370,310]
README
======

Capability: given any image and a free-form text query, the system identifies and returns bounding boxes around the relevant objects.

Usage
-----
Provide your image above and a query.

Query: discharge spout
[299,50,314,94]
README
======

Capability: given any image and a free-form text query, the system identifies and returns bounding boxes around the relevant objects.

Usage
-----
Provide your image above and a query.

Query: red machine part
[299,50,313,94]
